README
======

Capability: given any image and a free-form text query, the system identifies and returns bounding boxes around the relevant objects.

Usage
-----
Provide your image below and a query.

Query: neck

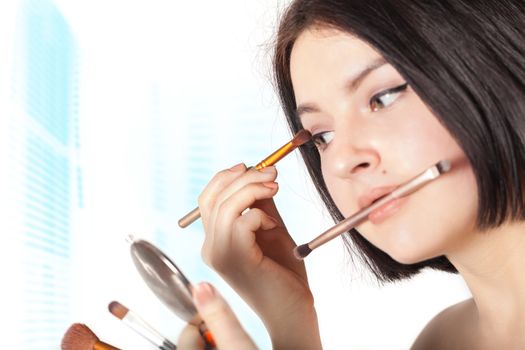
[448,221,525,341]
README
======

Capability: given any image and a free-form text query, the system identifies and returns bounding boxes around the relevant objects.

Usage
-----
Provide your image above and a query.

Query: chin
[387,250,429,265]
[380,230,440,265]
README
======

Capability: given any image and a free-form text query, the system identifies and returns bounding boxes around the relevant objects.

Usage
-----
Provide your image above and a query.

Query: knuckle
[248,184,262,200]
[232,216,247,233]
[248,207,263,218]
[214,168,230,179]
[198,190,214,210]
[199,169,234,205]
[217,200,236,222]
[197,192,207,208]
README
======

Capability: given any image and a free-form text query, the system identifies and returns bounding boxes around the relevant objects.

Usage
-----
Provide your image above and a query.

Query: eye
[369,82,408,112]
[311,131,334,151]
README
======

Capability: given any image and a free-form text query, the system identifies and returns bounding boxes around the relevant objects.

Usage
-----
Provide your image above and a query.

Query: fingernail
[261,166,276,173]
[194,282,215,307]
[262,181,278,189]
[229,163,245,172]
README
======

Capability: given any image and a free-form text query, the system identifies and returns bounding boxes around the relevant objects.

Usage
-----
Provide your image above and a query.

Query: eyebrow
[295,57,388,121]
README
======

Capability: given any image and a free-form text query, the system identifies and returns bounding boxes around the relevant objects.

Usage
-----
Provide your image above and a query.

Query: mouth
[358,185,406,225]
[358,185,398,209]
[367,196,408,224]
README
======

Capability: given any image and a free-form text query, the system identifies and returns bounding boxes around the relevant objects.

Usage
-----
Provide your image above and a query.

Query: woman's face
[290,27,479,263]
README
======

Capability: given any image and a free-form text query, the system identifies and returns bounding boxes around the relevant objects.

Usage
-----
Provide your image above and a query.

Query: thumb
[251,198,285,226]
[193,283,258,350]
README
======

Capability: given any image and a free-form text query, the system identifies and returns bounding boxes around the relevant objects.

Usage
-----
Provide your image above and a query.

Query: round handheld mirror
[130,238,200,325]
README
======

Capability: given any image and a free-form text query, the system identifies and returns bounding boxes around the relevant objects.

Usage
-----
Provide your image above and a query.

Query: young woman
[179,0,525,348]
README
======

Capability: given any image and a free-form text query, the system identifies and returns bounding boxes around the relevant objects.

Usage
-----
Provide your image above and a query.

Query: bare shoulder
[411,298,476,350]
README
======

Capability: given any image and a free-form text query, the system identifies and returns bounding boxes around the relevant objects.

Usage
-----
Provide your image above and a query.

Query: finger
[231,208,279,255]
[209,208,279,271]
[206,167,277,251]
[251,198,306,277]
[214,167,277,212]
[198,163,247,231]
[177,324,205,350]
[251,196,285,226]
[210,182,279,260]
[215,181,279,229]
[193,283,257,350]
[235,207,280,234]
[199,163,247,257]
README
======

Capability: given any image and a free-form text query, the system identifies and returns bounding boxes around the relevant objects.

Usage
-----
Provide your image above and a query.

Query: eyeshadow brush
[108,301,176,350]
[178,129,312,228]
[294,160,452,259]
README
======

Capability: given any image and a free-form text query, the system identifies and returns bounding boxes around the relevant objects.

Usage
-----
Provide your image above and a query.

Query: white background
[0,0,470,349]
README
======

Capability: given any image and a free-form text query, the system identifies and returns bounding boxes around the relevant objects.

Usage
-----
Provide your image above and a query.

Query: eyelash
[311,131,333,151]
[310,82,409,151]
[369,82,408,112]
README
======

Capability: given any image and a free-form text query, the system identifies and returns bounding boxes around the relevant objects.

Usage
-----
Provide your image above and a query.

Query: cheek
[321,161,360,216]
[365,162,479,264]
[387,103,462,171]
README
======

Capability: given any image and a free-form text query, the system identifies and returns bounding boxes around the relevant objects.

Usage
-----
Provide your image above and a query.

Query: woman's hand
[178,283,257,350]
[197,163,321,349]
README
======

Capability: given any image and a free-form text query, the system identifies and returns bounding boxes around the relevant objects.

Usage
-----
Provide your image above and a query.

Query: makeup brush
[294,160,452,259]
[108,301,177,350]
[61,323,121,350]
[178,129,312,228]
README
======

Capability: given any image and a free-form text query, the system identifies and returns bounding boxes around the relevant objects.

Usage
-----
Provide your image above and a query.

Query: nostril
[353,163,370,173]
[351,162,371,174]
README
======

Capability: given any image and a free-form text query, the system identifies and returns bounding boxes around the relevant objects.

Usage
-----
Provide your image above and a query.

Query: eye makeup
[311,131,334,151]
[369,82,409,112]
[306,82,409,152]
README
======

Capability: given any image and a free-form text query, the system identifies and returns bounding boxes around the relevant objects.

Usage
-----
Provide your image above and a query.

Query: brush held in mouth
[294,159,452,259]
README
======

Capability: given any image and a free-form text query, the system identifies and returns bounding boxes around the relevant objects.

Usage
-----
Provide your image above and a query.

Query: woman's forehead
[290,28,388,94]
[291,28,384,72]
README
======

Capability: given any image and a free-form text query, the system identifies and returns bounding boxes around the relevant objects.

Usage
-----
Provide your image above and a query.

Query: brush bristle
[292,129,312,146]
[293,244,312,260]
[436,160,451,174]
[108,301,129,320]
[61,323,98,350]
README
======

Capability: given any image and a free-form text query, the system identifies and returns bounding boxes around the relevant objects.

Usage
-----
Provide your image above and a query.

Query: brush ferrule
[94,342,121,350]
[255,141,294,169]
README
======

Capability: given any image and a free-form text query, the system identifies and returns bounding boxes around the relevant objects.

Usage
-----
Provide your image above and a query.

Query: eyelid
[311,130,334,150]
[370,82,408,102]
[369,82,408,112]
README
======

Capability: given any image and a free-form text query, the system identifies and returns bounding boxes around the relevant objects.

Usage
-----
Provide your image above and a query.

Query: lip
[358,185,407,225]
[357,185,399,210]
[368,196,408,224]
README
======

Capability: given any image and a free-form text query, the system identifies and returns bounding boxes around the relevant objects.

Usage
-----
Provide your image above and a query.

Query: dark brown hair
[273,0,525,283]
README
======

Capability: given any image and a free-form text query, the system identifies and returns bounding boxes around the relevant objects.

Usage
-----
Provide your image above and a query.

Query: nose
[324,135,381,179]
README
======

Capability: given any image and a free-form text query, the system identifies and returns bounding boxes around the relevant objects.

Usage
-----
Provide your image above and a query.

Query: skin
[194,163,322,349]
[178,282,257,350]
[180,27,525,349]
[292,28,478,265]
